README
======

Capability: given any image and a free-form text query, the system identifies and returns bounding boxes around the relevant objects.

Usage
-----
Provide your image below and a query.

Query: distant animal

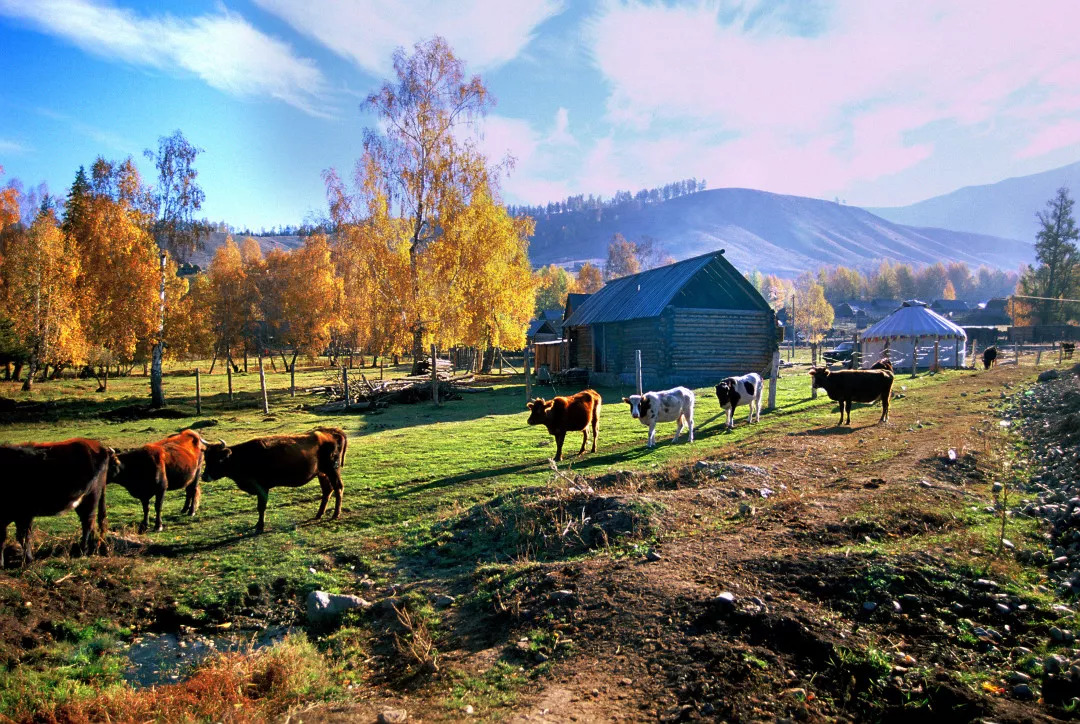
[808,367,895,426]
[109,430,206,533]
[714,372,763,430]
[201,427,348,534]
[983,346,998,370]
[0,438,121,567]
[870,358,894,371]
[1063,342,1075,360]
[622,387,695,448]
[526,389,602,462]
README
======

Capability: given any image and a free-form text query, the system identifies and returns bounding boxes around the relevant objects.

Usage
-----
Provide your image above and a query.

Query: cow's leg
[590,409,599,453]
[844,400,853,425]
[880,393,890,423]
[16,517,33,565]
[315,474,332,519]
[647,423,656,448]
[836,403,845,426]
[688,401,695,442]
[139,498,151,534]
[673,417,682,443]
[188,476,201,517]
[253,485,269,534]
[328,468,344,519]
[726,408,734,431]
[578,429,588,456]
[76,494,99,557]
[554,431,566,461]
[153,491,164,532]
[96,490,107,554]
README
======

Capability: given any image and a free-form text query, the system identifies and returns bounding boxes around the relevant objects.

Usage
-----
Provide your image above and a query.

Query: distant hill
[188,232,305,270]
[866,160,1080,242]
[528,188,1033,276]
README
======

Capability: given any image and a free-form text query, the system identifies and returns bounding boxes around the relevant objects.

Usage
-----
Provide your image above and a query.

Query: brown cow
[870,358,894,371]
[526,389,602,461]
[809,367,894,426]
[201,427,347,534]
[110,430,206,533]
[983,346,998,370]
[0,438,121,567]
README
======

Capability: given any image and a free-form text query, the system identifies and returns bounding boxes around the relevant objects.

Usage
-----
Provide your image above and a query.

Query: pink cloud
[1016,119,1080,159]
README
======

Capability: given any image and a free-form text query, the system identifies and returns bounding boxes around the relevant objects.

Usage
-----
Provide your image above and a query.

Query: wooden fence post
[524,345,532,403]
[498,347,503,376]
[970,340,978,370]
[954,338,960,370]
[910,337,918,377]
[290,361,296,397]
[853,333,861,369]
[768,350,780,410]
[1014,343,1019,366]
[431,344,440,406]
[342,366,350,410]
[1037,349,1043,367]
[227,364,233,402]
[195,368,202,415]
[635,349,643,396]
[380,358,384,380]
[258,357,269,414]
[933,340,940,373]
[1060,343,1064,365]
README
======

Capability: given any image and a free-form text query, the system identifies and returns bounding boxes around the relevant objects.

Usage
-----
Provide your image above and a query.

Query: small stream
[124,626,291,688]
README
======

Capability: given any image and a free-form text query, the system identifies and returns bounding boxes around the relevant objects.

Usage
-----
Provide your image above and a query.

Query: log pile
[309,365,489,413]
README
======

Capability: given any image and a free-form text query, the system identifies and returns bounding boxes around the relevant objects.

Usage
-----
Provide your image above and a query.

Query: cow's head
[808,367,830,389]
[621,394,651,420]
[526,398,550,426]
[106,447,123,480]
[714,379,736,409]
[201,439,231,481]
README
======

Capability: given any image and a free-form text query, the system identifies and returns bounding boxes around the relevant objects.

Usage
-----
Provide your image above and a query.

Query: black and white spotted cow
[622,387,695,448]
[714,372,764,430]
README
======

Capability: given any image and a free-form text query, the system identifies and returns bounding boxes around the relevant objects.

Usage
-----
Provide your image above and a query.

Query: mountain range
[867,160,1080,242]
[191,160,1080,277]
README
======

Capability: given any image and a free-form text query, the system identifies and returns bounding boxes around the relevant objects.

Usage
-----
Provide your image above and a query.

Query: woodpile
[308,365,490,413]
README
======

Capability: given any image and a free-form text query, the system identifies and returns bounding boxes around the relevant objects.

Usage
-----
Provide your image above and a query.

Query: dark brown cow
[201,427,347,534]
[870,358,894,371]
[1063,342,1075,360]
[983,346,998,370]
[809,367,894,426]
[110,430,206,533]
[0,438,120,567]
[526,389,602,461]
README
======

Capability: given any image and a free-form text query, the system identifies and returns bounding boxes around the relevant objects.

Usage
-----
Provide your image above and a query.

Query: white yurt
[859,300,967,371]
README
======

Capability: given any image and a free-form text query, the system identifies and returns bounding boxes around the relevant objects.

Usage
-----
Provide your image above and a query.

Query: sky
[1,0,1080,231]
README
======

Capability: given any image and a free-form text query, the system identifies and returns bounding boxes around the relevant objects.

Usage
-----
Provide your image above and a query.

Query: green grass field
[0,352,976,719]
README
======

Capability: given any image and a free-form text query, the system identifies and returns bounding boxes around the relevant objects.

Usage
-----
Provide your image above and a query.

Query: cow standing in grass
[809,367,894,426]
[201,427,348,534]
[109,429,206,533]
[983,346,998,370]
[526,390,602,462]
[0,439,121,567]
[715,372,763,430]
[623,387,695,448]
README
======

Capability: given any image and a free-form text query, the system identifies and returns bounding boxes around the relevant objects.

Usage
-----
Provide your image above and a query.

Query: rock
[1046,655,1067,674]
[1013,683,1034,700]
[646,550,662,562]
[306,590,371,624]
[1039,369,1061,382]
[891,600,903,614]
[992,482,1004,493]
[712,592,737,612]
[996,603,1012,615]
[899,594,921,609]
[464,705,475,715]
[534,652,549,663]
[434,595,456,609]
[550,590,579,606]
[738,503,756,516]
[619,678,633,686]
[862,601,878,612]
[379,709,408,723]
[1009,671,1031,683]
[1052,626,1065,642]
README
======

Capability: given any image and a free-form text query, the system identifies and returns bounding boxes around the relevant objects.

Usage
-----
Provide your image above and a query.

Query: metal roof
[563,251,729,326]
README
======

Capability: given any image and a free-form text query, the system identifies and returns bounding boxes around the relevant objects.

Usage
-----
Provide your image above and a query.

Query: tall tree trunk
[22,354,36,391]
[151,252,166,408]
[481,343,495,374]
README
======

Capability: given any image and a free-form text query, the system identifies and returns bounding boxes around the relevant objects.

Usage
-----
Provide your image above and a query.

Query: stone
[550,590,579,606]
[1051,626,1065,642]
[646,550,662,562]
[464,705,475,715]
[1008,671,1031,683]
[1013,683,1034,700]
[434,595,456,609]
[992,482,1004,493]
[712,592,737,612]
[378,709,408,723]
[996,603,1012,615]
[1046,655,1067,674]
[863,601,878,612]
[1039,369,1061,382]
[306,590,372,624]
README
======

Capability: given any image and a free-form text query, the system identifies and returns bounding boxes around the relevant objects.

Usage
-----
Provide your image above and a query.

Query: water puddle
[124,626,290,688]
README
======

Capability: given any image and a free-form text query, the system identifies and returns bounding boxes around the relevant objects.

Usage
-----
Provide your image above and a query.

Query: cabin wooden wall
[666,308,776,384]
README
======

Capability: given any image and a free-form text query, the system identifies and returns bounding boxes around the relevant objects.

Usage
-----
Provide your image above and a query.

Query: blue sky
[2,0,1080,231]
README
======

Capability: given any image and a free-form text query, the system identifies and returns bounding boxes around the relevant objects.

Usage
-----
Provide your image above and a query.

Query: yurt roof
[861,300,967,342]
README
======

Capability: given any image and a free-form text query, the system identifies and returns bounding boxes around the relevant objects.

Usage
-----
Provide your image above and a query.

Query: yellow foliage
[263,234,343,360]
[573,262,604,294]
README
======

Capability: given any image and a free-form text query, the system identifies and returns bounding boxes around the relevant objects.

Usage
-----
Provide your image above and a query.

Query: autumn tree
[145,130,209,406]
[261,234,343,371]
[823,266,863,302]
[361,36,493,372]
[942,280,957,300]
[914,262,948,301]
[165,272,214,362]
[5,203,84,390]
[794,274,834,362]
[207,238,255,369]
[535,264,573,313]
[605,233,640,279]
[1018,187,1080,323]
[573,262,604,294]
[65,159,161,390]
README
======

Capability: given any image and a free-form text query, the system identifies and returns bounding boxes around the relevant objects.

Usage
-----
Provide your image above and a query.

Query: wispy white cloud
[0,138,31,155]
[472,109,580,203]
[1016,119,1080,160]
[253,0,563,75]
[0,0,330,116]
[585,0,1080,199]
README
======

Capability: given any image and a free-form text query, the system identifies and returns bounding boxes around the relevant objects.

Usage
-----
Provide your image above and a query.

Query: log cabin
[561,250,777,388]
